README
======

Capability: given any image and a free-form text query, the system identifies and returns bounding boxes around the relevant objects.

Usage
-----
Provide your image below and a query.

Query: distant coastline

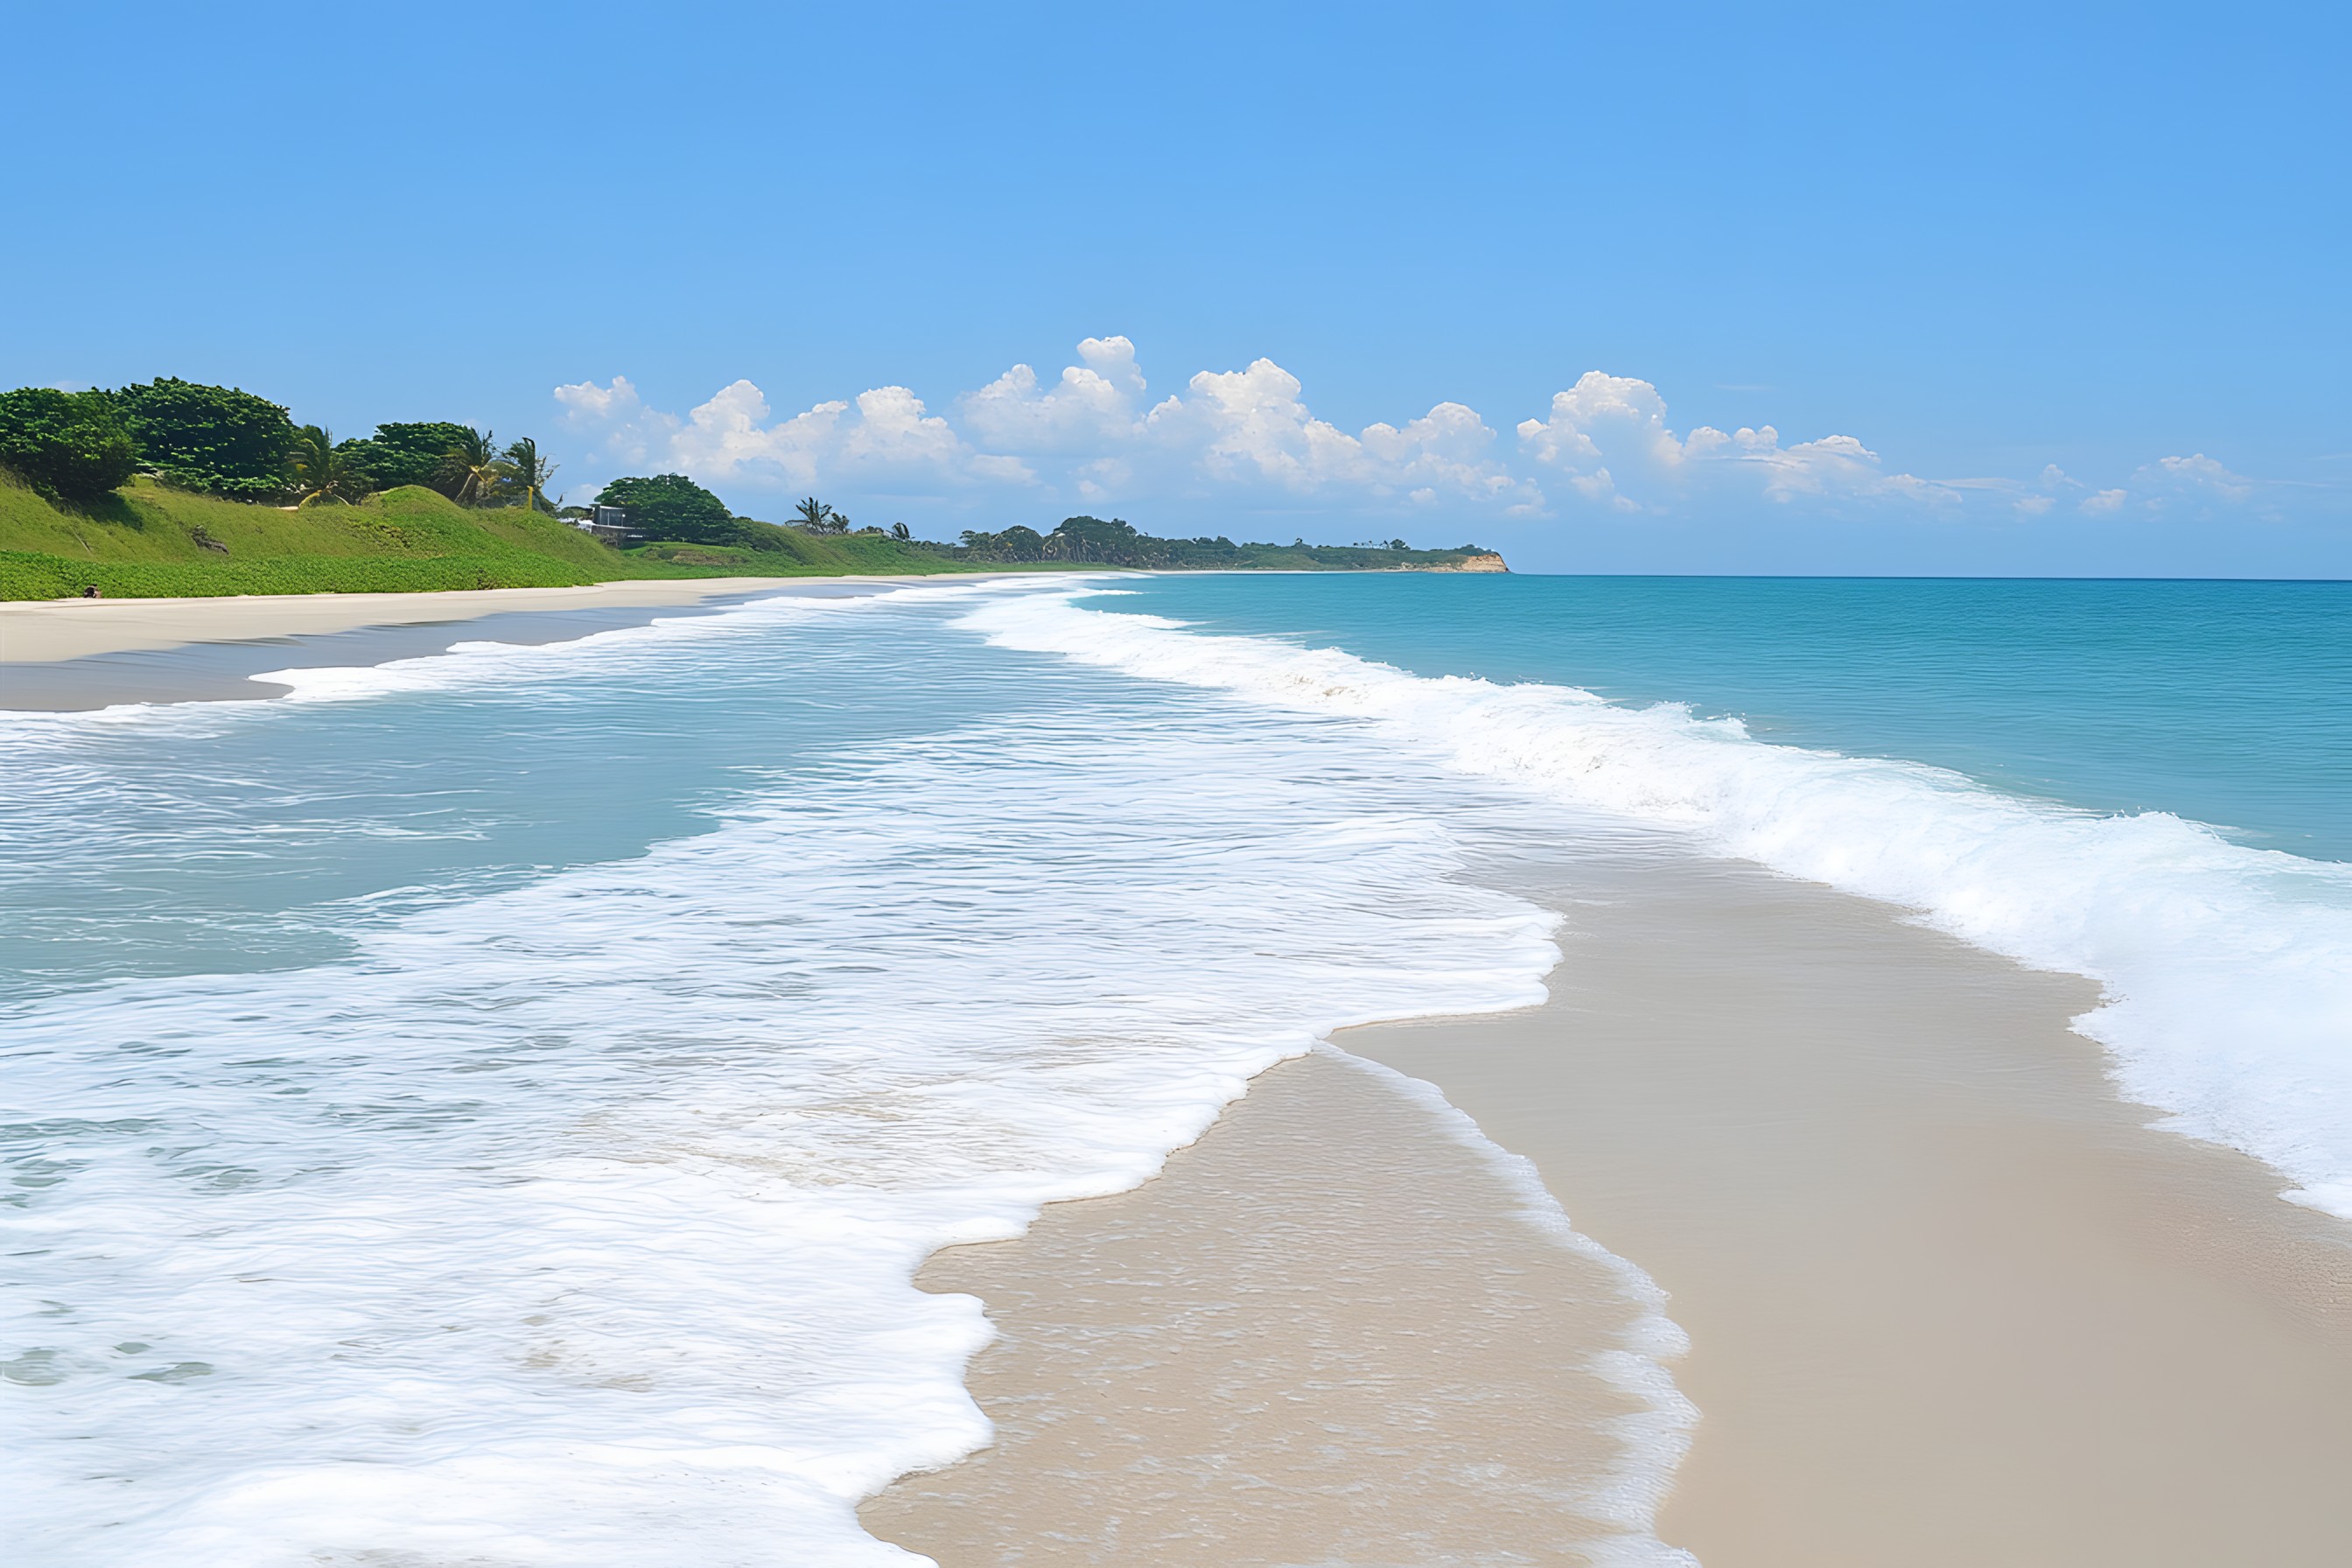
[0,476,1504,602]
[0,378,1502,601]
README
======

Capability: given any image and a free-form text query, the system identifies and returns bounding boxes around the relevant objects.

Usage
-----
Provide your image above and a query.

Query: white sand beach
[0,578,928,664]
[872,844,2352,1565]
[16,599,2352,1565]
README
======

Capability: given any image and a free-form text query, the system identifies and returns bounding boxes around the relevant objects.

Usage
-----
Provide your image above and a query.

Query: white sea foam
[1326,1048,1700,1568]
[2,584,1698,1565]
[964,589,2352,1220]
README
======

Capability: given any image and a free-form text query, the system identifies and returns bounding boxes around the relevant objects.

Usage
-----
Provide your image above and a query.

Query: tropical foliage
[497,437,559,514]
[434,427,501,507]
[108,378,298,500]
[347,421,475,491]
[0,388,140,502]
[597,472,746,545]
[287,426,378,507]
[794,495,850,534]
[954,515,1494,570]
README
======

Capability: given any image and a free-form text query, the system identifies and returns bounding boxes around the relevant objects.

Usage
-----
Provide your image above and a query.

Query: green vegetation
[0,388,139,501]
[342,422,473,491]
[287,426,374,507]
[110,378,298,500]
[957,514,1497,571]
[0,374,1501,600]
[0,479,682,600]
[598,473,742,545]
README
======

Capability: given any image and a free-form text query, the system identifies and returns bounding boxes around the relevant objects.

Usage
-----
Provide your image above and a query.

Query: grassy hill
[0,479,983,600]
[0,476,1505,600]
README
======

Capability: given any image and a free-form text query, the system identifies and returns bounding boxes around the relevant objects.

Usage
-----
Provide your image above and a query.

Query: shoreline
[0,575,1035,710]
[0,575,956,666]
[870,842,2352,1564]
[863,1046,1689,1566]
[26,589,2352,1561]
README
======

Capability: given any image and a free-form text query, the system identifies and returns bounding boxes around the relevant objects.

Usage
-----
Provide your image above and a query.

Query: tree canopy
[347,421,475,492]
[108,378,296,500]
[597,473,741,545]
[0,388,140,502]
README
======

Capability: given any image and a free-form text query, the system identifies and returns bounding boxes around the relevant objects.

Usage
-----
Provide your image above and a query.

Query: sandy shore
[29,611,2352,1561]
[870,843,2352,1564]
[864,1047,1680,1565]
[0,576,960,664]
[0,576,1013,710]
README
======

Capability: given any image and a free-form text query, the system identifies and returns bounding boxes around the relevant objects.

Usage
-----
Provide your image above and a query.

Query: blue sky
[5,2,2346,574]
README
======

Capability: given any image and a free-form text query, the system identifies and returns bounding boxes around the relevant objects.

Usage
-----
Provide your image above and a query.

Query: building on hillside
[574,504,644,547]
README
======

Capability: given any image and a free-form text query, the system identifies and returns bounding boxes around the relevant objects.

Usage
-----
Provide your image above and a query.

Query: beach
[871,839,2352,1565]
[0,577,1009,710]
[0,578,823,663]
[7,577,2349,1566]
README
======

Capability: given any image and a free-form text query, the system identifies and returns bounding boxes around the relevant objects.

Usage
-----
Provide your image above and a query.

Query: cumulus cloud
[560,340,1540,514]
[961,335,1148,451]
[1516,371,1957,512]
[1138,359,1541,511]
[557,375,1030,493]
[550,344,2272,528]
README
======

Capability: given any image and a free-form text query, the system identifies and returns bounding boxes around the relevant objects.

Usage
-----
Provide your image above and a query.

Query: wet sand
[863,1047,1684,1566]
[870,844,2352,1565]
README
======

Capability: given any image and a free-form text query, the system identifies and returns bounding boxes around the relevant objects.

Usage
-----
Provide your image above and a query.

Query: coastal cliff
[1402,552,1508,573]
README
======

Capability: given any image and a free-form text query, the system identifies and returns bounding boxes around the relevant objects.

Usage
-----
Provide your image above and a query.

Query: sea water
[4,571,2347,1564]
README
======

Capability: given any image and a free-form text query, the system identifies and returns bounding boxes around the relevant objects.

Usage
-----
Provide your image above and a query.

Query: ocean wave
[964,588,2352,1220]
[2,586,1695,1564]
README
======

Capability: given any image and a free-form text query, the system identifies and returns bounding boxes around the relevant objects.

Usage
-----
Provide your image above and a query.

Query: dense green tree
[108,378,296,500]
[0,387,140,501]
[345,421,474,491]
[597,472,740,544]
[1046,514,1144,562]
[959,524,1047,561]
[287,425,374,506]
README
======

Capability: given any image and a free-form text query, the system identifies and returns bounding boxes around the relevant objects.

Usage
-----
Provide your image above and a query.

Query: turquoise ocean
[4,573,2347,1565]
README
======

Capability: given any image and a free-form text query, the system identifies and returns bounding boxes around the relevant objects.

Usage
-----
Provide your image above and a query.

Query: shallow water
[1,583,1631,1565]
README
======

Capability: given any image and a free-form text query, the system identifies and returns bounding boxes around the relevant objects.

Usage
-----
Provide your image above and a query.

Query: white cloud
[1135,359,1541,511]
[2138,452,2255,505]
[2062,456,2260,520]
[558,375,1032,493]
[1516,371,1956,512]
[550,346,2272,529]
[961,335,1148,452]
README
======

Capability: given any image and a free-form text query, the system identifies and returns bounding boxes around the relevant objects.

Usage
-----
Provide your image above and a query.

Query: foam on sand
[1,582,1694,1565]
[962,587,2352,1219]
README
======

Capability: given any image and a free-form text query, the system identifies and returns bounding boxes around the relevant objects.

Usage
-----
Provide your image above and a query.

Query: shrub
[0,388,141,501]
[109,377,297,500]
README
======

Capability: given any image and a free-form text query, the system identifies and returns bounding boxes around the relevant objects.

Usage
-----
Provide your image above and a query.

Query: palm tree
[497,436,559,513]
[794,495,830,530]
[287,425,370,507]
[435,427,500,507]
